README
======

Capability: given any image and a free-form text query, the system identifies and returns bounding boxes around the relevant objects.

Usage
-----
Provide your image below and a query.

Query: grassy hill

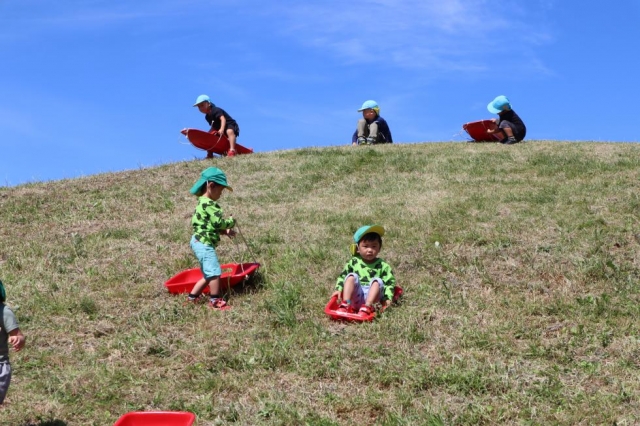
[1,141,639,425]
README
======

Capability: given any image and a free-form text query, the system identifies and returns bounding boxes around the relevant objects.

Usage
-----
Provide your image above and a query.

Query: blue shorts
[0,361,11,405]
[345,273,385,309]
[190,236,221,279]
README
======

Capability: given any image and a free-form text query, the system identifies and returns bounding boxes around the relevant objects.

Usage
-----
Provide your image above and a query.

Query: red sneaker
[208,298,231,310]
[184,295,202,305]
[358,305,374,317]
[336,302,352,313]
[227,149,237,157]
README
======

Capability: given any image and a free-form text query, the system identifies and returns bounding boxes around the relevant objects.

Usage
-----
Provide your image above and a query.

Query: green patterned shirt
[191,196,235,247]
[335,256,396,301]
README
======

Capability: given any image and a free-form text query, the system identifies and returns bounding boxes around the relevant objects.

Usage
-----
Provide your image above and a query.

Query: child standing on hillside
[193,94,241,158]
[487,95,527,144]
[352,100,393,145]
[186,167,237,310]
[1,279,26,405]
[332,225,396,316]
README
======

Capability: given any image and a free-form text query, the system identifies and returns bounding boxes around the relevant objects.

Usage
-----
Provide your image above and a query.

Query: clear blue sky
[1,1,638,186]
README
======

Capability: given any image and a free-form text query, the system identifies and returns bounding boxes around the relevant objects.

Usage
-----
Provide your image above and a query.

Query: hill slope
[1,141,639,425]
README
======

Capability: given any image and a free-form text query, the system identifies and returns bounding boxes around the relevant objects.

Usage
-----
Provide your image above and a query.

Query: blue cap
[487,95,511,114]
[357,100,380,112]
[193,94,212,106]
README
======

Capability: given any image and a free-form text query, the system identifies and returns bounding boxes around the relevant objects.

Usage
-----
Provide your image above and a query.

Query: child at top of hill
[332,225,396,316]
[0,279,26,405]
[486,95,527,144]
[351,100,393,145]
[192,94,241,158]
[186,167,237,310]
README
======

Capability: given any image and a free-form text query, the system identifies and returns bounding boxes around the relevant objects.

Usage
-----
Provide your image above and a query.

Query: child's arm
[8,328,25,352]
[218,115,227,135]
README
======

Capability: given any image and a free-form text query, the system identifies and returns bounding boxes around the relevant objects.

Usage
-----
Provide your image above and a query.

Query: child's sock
[209,294,221,302]
[187,293,200,301]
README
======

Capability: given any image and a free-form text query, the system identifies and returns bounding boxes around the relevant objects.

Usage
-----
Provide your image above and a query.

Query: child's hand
[382,299,392,308]
[331,291,342,301]
[8,333,26,352]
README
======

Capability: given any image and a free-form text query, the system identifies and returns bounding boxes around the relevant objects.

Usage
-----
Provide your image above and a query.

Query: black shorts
[226,122,240,137]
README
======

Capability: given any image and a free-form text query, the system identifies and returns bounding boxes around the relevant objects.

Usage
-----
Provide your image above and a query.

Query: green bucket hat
[190,167,233,195]
[0,279,6,303]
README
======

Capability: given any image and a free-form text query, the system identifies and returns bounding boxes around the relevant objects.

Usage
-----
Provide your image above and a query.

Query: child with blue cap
[192,94,241,158]
[332,225,396,316]
[487,95,527,144]
[351,100,393,145]
[186,167,237,310]
[0,279,26,405]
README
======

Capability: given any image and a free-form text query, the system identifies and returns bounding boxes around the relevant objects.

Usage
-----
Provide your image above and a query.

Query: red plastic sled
[113,411,195,426]
[165,262,260,294]
[462,120,504,142]
[182,128,254,155]
[325,286,403,322]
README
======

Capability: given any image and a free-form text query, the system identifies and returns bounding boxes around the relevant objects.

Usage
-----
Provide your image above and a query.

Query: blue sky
[1,0,638,186]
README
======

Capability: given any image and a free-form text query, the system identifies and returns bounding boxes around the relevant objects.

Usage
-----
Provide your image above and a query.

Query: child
[351,100,393,145]
[332,225,396,316]
[186,167,237,310]
[487,95,527,144]
[0,279,26,405]
[193,94,241,158]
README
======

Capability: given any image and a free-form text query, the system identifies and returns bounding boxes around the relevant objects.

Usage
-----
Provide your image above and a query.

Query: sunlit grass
[1,141,639,425]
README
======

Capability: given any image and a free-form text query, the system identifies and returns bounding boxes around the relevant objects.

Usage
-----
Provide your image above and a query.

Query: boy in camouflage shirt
[333,225,396,316]
[187,167,236,310]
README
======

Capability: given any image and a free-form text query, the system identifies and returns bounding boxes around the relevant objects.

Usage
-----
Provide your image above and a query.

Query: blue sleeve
[352,129,358,143]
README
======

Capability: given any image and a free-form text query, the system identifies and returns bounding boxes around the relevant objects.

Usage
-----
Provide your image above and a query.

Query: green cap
[190,167,233,195]
[353,225,385,243]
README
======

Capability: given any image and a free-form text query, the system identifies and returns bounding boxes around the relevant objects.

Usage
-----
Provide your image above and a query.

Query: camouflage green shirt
[335,256,396,301]
[191,196,235,247]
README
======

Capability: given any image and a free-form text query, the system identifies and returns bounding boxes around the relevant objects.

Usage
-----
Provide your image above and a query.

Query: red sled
[324,286,403,322]
[164,262,260,294]
[182,128,254,156]
[462,120,505,142]
[113,411,195,426]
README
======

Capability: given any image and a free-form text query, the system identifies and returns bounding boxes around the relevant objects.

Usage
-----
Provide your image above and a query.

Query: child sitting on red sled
[332,225,396,316]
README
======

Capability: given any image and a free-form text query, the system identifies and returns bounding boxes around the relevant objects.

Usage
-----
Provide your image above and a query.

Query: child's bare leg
[189,277,211,298]
[208,276,221,297]
[503,127,514,138]
[342,275,356,304]
[226,129,237,152]
[365,281,381,306]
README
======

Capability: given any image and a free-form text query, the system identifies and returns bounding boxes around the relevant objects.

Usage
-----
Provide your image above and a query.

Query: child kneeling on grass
[486,95,527,144]
[187,167,237,310]
[1,279,26,405]
[332,225,396,316]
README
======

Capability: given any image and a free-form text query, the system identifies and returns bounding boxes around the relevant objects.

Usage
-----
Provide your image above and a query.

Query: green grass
[1,141,640,425]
